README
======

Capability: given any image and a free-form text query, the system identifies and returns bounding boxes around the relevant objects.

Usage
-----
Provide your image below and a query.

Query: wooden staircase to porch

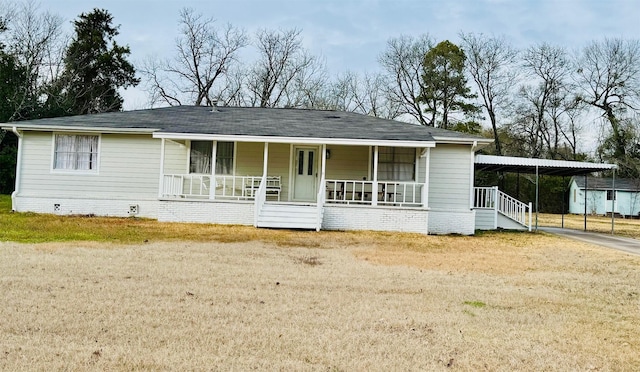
[256,203,323,230]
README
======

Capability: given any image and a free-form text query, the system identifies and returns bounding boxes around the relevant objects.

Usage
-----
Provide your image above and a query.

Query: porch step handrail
[253,176,267,227]
[497,189,531,231]
[316,176,325,231]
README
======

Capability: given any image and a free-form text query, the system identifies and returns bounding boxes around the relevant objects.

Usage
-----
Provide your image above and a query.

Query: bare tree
[319,71,400,118]
[512,43,580,159]
[245,28,324,108]
[3,0,65,119]
[459,33,518,155]
[378,34,434,125]
[281,55,328,108]
[141,8,248,106]
[574,38,640,162]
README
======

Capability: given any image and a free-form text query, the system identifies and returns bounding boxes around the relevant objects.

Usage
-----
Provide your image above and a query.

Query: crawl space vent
[128,204,139,215]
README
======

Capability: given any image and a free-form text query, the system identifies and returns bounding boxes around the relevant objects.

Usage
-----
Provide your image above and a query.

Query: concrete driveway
[540,227,640,256]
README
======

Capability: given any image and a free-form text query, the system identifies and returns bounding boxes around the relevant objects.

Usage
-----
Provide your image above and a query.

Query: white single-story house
[4,105,543,235]
[569,177,640,217]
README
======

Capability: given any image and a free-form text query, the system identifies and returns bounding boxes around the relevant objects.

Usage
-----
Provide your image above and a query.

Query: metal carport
[474,155,617,232]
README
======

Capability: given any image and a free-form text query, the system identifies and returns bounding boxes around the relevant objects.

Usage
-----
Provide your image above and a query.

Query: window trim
[215,141,235,176]
[189,140,213,174]
[606,190,616,201]
[50,133,101,174]
[187,140,236,176]
[375,146,416,182]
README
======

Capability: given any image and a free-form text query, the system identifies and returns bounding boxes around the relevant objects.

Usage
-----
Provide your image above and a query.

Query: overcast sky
[37,0,639,111]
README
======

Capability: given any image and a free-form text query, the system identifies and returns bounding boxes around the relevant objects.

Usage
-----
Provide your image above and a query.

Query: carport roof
[475,155,616,176]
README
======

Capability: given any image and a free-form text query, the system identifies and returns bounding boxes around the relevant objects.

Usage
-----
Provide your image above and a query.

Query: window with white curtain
[376,147,415,181]
[189,141,212,173]
[53,134,99,171]
[189,141,234,175]
[215,142,234,175]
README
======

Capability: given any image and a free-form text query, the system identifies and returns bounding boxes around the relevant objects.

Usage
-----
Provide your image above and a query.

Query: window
[53,134,99,171]
[607,190,616,201]
[215,142,234,175]
[376,147,415,181]
[190,141,212,173]
[189,141,234,175]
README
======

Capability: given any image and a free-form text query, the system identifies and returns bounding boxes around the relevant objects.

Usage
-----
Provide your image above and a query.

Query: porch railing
[474,186,496,208]
[161,174,268,200]
[325,179,424,207]
[162,174,211,198]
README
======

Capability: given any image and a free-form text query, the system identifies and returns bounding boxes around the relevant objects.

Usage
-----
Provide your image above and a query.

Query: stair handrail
[253,175,267,227]
[497,189,531,231]
[316,176,325,231]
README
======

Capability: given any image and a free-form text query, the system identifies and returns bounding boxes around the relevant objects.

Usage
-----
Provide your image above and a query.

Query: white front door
[293,147,318,201]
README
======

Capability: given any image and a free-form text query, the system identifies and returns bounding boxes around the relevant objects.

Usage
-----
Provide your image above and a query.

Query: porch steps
[256,203,322,230]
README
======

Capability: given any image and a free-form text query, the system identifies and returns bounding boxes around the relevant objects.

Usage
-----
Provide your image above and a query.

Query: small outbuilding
[569,177,640,217]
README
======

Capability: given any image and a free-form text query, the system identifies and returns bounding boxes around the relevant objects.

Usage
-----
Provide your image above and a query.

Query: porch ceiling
[474,155,616,176]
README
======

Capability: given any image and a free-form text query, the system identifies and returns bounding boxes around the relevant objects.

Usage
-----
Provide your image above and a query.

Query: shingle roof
[572,176,640,191]
[4,105,489,143]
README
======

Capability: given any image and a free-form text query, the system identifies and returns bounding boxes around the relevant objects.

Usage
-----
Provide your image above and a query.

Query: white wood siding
[235,142,291,198]
[325,145,369,180]
[19,132,161,199]
[475,208,496,230]
[164,140,188,174]
[428,144,472,210]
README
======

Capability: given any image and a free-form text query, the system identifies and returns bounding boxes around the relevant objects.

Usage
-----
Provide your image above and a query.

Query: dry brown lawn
[1,230,639,371]
[538,212,640,239]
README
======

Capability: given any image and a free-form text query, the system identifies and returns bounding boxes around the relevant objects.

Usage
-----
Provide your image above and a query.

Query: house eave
[432,136,494,148]
[152,132,436,148]
[1,124,158,135]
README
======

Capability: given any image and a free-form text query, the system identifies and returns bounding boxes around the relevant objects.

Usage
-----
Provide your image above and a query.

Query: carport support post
[535,165,539,231]
[612,168,616,234]
[561,176,565,229]
[584,174,587,231]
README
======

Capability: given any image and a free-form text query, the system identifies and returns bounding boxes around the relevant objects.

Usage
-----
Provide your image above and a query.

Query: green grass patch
[0,194,209,244]
[463,300,486,308]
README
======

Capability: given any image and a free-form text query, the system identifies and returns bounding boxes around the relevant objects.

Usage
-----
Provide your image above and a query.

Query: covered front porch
[155,136,433,232]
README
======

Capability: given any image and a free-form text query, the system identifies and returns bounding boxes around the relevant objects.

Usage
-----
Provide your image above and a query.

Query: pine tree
[60,8,139,114]
[419,40,479,129]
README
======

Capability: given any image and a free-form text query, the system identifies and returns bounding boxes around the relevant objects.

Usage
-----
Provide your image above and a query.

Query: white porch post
[210,141,217,200]
[321,144,327,189]
[158,138,166,198]
[422,147,430,208]
[372,145,379,206]
[263,142,269,178]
